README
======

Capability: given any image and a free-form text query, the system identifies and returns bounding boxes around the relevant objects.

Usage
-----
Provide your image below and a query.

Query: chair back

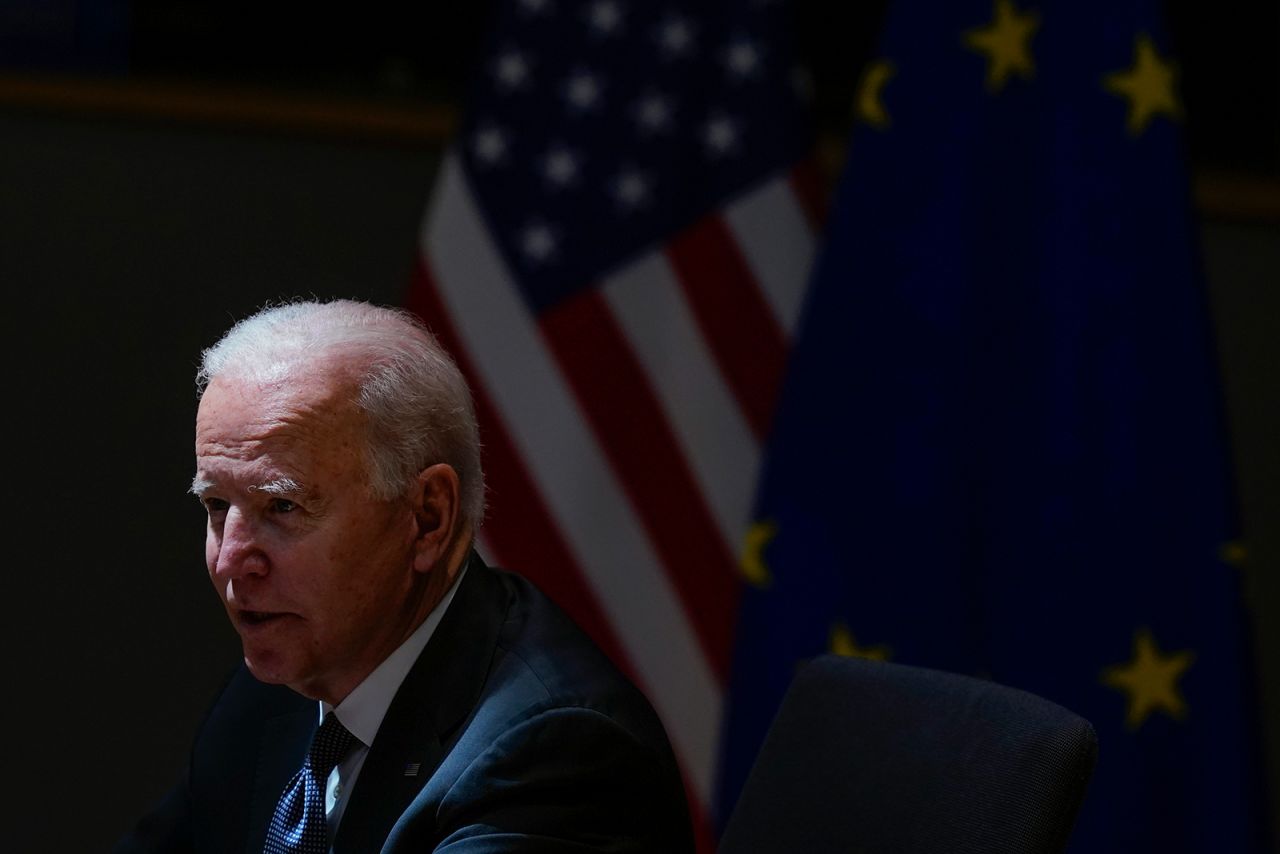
[719,654,1098,853]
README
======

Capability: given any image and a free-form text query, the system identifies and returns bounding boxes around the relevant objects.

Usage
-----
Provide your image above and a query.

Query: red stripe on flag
[403,257,638,680]
[789,157,828,231]
[665,216,789,441]
[540,290,739,682]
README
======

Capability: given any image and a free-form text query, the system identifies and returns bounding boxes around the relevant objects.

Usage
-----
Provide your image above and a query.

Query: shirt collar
[319,559,470,746]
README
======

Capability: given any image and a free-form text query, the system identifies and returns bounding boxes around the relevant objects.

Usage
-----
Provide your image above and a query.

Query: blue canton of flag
[718,0,1268,849]
[459,0,810,311]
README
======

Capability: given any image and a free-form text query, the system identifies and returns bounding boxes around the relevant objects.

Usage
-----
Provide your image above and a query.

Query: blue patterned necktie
[264,713,356,854]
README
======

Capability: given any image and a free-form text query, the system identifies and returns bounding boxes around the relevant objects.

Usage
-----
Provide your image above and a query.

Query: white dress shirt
[319,561,468,843]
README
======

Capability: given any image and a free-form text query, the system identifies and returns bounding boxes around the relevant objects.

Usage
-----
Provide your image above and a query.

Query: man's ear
[411,463,461,575]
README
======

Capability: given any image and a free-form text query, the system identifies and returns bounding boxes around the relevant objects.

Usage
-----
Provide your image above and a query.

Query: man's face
[193,371,421,703]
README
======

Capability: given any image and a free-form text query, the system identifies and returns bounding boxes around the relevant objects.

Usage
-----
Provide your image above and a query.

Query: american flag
[405,0,820,842]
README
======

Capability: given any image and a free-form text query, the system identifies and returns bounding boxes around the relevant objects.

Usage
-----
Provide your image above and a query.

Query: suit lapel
[333,554,510,854]
[244,703,315,854]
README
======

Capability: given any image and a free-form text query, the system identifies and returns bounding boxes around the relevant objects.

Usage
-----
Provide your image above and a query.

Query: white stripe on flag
[422,153,722,804]
[603,252,761,552]
[724,176,816,336]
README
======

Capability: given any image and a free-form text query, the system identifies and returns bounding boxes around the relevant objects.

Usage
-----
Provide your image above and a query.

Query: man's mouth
[238,610,288,626]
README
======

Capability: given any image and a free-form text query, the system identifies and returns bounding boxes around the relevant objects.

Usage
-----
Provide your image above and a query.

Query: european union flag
[717,0,1267,849]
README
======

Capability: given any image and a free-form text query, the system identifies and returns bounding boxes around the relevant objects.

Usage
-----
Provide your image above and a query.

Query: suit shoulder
[494,571,647,700]
[484,568,674,756]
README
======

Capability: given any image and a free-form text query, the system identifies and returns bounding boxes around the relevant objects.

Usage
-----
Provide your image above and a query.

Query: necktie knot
[308,714,356,780]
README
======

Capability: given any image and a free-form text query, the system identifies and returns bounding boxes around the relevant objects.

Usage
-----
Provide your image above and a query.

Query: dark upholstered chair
[719,655,1098,854]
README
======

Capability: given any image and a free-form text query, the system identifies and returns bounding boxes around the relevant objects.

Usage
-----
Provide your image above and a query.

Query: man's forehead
[202,354,365,403]
[194,369,368,496]
[199,370,348,414]
[196,370,365,440]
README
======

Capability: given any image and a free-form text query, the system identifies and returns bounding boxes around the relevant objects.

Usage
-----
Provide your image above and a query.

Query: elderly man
[117,300,693,853]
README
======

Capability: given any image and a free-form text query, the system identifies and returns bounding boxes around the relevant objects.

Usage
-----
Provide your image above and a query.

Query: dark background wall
[1,112,437,851]
[1,1,1276,851]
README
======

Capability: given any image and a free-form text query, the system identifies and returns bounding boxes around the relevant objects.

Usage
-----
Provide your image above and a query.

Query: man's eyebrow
[189,475,309,499]
[248,478,307,498]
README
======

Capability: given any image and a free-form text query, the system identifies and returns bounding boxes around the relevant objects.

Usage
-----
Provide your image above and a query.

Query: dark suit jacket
[116,555,694,853]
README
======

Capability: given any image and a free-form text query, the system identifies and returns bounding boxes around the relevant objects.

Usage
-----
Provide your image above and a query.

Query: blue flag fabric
[717,0,1267,849]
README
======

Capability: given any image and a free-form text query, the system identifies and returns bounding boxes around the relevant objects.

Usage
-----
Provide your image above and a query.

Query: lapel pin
[404,763,422,777]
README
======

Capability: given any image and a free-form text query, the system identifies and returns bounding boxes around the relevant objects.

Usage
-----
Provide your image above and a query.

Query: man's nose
[213,508,269,579]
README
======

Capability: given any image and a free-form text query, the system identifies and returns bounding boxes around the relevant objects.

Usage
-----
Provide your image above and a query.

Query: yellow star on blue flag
[1104,33,1181,135]
[830,623,891,661]
[1102,628,1195,730]
[740,521,776,588]
[963,0,1040,92]
[856,60,895,129]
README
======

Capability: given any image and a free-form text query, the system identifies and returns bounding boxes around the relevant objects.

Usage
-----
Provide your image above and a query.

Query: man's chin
[242,653,290,686]
[241,652,331,700]
[239,640,305,686]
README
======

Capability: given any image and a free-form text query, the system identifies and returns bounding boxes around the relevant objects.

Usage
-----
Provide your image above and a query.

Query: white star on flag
[494,51,531,90]
[657,16,694,56]
[472,126,509,165]
[543,148,581,187]
[520,222,558,262]
[725,40,761,79]
[588,1,623,35]
[703,114,739,155]
[612,169,651,210]
[565,72,603,111]
[634,93,674,133]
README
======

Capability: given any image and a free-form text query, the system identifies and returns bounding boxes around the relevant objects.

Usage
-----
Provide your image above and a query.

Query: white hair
[197,299,485,529]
